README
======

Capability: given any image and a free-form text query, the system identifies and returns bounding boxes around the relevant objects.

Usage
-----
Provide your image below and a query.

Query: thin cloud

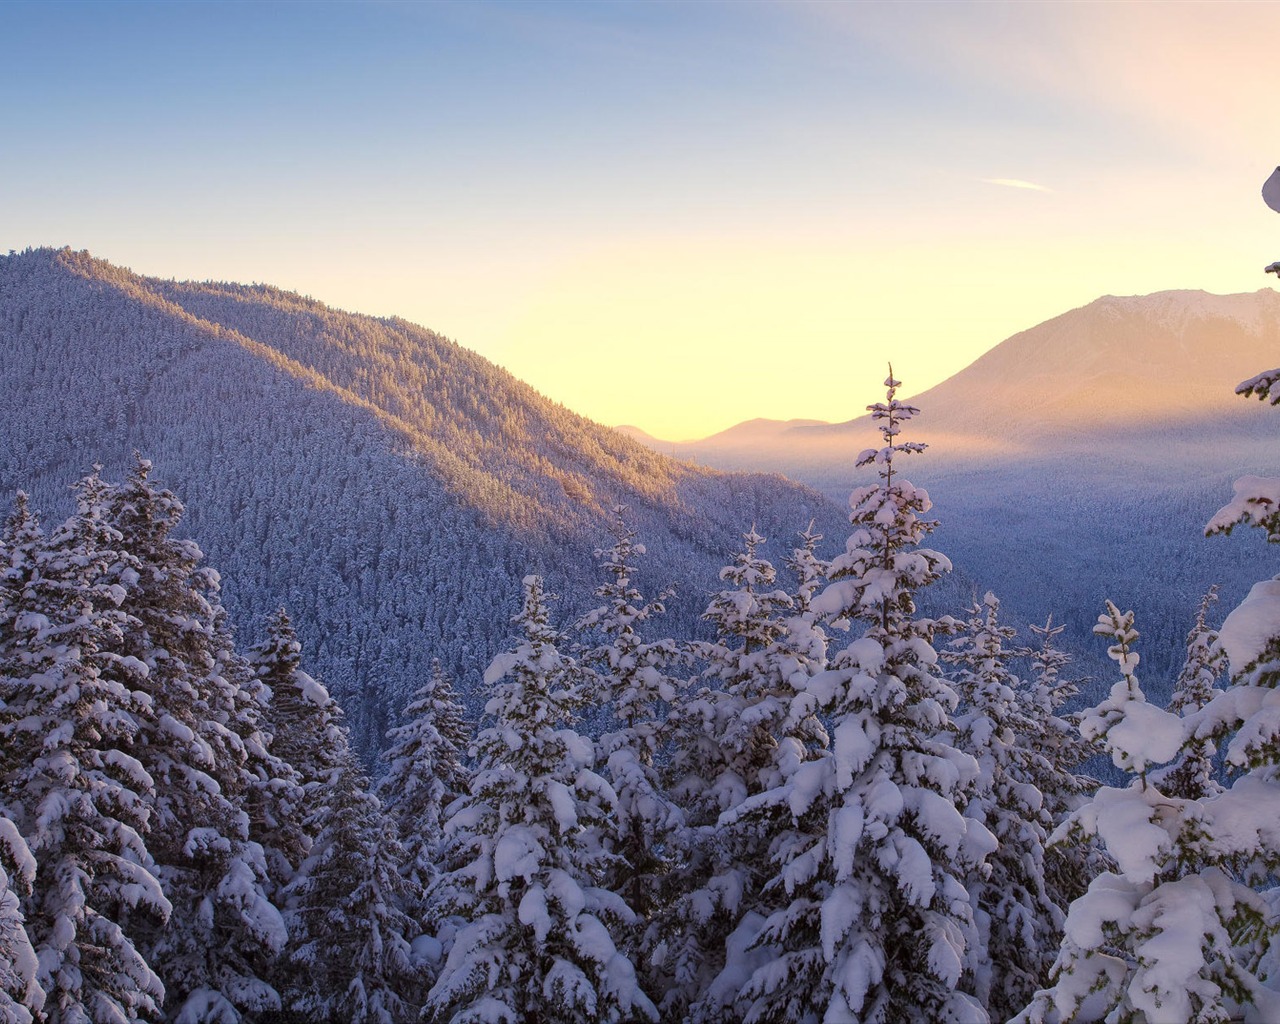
[981,178,1054,193]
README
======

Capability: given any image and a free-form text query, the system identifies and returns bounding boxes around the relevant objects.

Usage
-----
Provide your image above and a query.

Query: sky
[3,0,1279,441]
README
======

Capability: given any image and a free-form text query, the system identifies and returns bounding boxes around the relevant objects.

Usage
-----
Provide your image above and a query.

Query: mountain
[631,289,1280,693]
[0,248,847,756]
[643,289,1280,464]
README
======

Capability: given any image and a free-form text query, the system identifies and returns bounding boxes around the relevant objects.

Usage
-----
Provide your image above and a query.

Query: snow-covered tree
[657,528,817,1022]
[0,473,171,1024]
[1150,586,1225,801]
[785,521,828,619]
[1023,615,1102,914]
[663,523,834,1024]
[729,373,993,1024]
[251,609,333,892]
[247,608,419,1018]
[290,745,418,1023]
[573,509,683,966]
[1017,602,1276,1024]
[0,494,42,636]
[379,657,471,904]
[251,610,410,1015]
[426,575,657,1024]
[944,591,1061,1020]
[0,817,43,1024]
[104,458,286,1023]
[1016,363,1280,1022]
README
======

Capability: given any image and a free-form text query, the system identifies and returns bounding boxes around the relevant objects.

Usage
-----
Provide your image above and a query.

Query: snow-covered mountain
[639,289,1280,465]
[0,248,845,755]
[630,289,1280,693]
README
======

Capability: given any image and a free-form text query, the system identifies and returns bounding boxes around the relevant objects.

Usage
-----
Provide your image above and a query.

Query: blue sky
[5,1,1278,438]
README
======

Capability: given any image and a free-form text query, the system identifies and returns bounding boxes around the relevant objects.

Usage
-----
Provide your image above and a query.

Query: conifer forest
[5,340,1280,1024]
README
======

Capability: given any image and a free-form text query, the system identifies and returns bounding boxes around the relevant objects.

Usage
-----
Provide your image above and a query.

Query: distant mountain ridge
[627,287,1280,693]
[633,288,1280,464]
[0,248,846,755]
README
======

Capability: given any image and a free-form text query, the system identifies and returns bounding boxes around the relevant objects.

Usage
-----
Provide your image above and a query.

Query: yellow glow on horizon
[476,219,1273,441]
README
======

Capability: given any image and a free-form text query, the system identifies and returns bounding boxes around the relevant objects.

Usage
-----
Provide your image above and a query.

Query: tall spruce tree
[426,575,657,1024]
[704,539,835,1024]
[729,373,993,1024]
[252,611,415,1018]
[944,592,1061,1020]
[105,458,287,1022]
[1025,615,1102,914]
[290,745,418,1023]
[1017,602,1273,1023]
[0,474,170,1024]
[250,609,330,895]
[573,509,683,977]
[379,657,471,908]
[657,528,794,1021]
[0,817,43,1024]
[1150,586,1225,801]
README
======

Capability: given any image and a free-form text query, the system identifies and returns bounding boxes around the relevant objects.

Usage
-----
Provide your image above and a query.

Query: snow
[0,820,36,887]
[1207,476,1280,540]
[830,803,864,881]
[517,884,550,943]
[1062,872,1139,951]
[1084,786,1172,884]
[1101,696,1183,774]
[292,670,332,708]
[174,989,239,1024]
[411,933,443,964]
[543,780,578,834]
[821,885,859,961]
[832,716,876,786]
[1219,578,1280,675]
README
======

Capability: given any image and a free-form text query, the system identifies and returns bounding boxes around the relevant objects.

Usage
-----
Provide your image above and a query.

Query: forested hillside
[0,247,844,755]
[7,369,1280,1023]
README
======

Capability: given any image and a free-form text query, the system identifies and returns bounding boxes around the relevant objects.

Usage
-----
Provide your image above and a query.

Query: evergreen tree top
[855,367,928,472]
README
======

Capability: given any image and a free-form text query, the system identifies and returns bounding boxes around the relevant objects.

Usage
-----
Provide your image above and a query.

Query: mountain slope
[910,288,1280,441]
[643,289,1280,468]
[0,248,846,755]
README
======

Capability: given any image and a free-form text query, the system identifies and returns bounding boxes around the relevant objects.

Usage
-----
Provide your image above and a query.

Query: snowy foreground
[6,371,1280,1023]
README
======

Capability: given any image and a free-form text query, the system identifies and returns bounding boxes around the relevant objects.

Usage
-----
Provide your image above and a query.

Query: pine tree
[105,458,287,1022]
[290,747,418,1023]
[0,494,42,633]
[658,528,787,1020]
[1017,602,1272,1023]
[379,657,471,906]
[944,592,1061,1020]
[1025,615,1102,914]
[659,526,831,1022]
[785,521,828,619]
[730,372,993,1024]
[426,575,657,1024]
[1150,585,1225,801]
[0,817,43,1024]
[573,507,685,1006]
[250,611,418,1019]
[251,609,329,893]
[0,474,171,1024]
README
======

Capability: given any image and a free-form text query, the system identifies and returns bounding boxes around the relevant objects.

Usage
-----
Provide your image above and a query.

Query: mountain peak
[1086,287,1280,335]
[903,286,1280,436]
[631,287,1280,470]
